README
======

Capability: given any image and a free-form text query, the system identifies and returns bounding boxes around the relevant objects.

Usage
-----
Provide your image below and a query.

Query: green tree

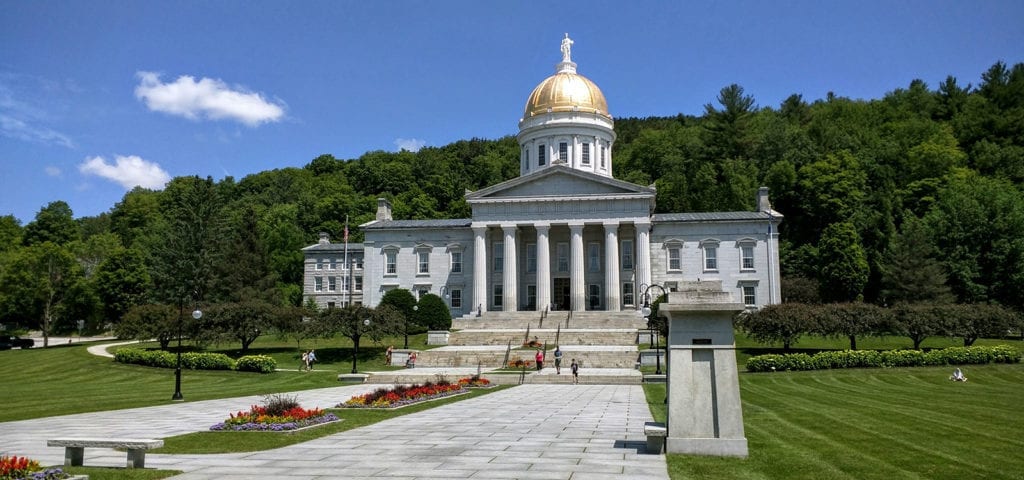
[0,215,23,252]
[736,303,815,351]
[94,248,150,325]
[879,215,954,304]
[320,304,402,373]
[0,242,83,346]
[891,303,945,349]
[116,303,178,349]
[22,201,79,246]
[379,288,416,347]
[416,293,451,331]
[817,303,889,350]
[818,222,869,303]
[204,300,277,352]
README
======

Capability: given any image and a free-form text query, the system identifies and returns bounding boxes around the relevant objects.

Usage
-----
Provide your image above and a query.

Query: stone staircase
[416,309,650,369]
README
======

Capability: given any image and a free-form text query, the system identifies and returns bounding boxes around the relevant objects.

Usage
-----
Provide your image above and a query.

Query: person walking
[554,346,563,374]
[307,349,317,371]
[535,348,545,371]
[571,358,579,384]
[301,350,309,371]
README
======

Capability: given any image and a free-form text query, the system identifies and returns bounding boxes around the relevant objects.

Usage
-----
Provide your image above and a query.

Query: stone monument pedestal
[659,281,748,457]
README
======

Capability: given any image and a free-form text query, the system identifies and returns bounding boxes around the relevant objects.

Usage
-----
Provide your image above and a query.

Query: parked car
[0,335,34,350]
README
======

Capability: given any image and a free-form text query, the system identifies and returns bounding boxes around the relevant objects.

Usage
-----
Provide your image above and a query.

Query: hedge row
[114,349,277,373]
[746,345,1022,372]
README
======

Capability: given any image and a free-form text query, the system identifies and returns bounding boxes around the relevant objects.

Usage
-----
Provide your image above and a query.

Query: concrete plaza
[0,382,668,479]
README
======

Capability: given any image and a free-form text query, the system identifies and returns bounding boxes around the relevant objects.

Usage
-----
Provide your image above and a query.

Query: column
[536,223,551,313]
[636,221,652,298]
[472,225,487,316]
[569,222,586,311]
[604,221,621,311]
[502,224,518,311]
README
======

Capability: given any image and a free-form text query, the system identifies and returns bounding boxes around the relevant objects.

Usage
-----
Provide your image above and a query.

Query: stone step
[414,346,639,369]
[453,316,647,330]
[362,367,643,385]
[448,329,642,346]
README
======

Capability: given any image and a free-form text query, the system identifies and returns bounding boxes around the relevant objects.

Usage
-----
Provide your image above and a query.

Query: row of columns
[471,221,651,314]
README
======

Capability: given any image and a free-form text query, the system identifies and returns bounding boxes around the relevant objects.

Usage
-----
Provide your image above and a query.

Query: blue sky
[2,0,1022,224]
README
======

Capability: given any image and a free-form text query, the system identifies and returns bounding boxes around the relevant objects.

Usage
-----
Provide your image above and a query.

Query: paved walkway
[0,384,667,479]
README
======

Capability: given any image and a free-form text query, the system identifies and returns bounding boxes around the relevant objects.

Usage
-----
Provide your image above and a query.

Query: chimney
[318,232,330,245]
[756,187,771,213]
[376,198,393,221]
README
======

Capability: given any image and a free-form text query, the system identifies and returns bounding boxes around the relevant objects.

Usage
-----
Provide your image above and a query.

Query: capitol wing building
[305,36,782,317]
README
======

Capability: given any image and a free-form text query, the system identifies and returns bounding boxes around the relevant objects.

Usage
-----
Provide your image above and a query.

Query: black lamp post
[172,306,202,401]
[352,316,370,374]
[641,284,666,375]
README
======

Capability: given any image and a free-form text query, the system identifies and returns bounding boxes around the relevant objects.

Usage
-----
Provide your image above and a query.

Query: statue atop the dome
[560,33,573,63]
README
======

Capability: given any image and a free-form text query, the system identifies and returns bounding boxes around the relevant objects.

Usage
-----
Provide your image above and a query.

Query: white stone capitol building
[305,35,782,317]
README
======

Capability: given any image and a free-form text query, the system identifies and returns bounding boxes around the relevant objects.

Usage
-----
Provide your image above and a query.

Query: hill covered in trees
[1,60,1023,336]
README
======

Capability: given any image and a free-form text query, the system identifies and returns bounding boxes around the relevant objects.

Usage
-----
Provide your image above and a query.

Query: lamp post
[406,304,417,349]
[172,306,202,401]
[641,284,666,375]
[352,316,370,374]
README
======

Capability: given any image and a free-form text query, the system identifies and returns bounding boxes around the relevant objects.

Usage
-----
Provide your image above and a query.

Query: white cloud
[0,76,75,148]
[44,166,61,176]
[78,155,171,190]
[134,71,285,126]
[0,113,75,148]
[394,138,426,152]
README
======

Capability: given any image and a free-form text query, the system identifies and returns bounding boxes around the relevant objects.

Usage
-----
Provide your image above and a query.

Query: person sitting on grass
[950,368,967,382]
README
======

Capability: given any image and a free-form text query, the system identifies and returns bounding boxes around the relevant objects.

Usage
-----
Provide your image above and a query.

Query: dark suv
[0,335,34,350]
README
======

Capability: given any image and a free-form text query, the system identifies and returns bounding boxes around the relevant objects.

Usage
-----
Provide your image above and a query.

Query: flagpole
[343,215,349,306]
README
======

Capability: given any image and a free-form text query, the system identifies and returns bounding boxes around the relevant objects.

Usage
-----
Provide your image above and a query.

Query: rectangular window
[327,301,335,309]
[418,251,430,274]
[556,243,569,272]
[527,284,537,310]
[524,148,529,171]
[581,143,591,165]
[600,146,606,168]
[329,258,336,270]
[623,282,635,306]
[355,276,363,292]
[341,276,349,292]
[538,144,546,166]
[526,243,537,274]
[668,247,681,271]
[451,289,462,309]
[621,240,634,270]
[588,284,600,310]
[328,276,337,292]
[705,247,718,271]
[385,251,397,275]
[315,258,323,270]
[588,242,600,272]
[742,245,755,270]
[493,285,503,308]
[743,285,757,306]
[314,276,323,292]
[559,142,568,162]
[493,242,504,273]
[355,256,363,269]
[451,251,463,273]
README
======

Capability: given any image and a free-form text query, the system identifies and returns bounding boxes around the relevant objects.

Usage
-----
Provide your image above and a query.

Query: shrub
[261,394,300,416]
[746,345,1021,372]
[114,348,235,371]
[236,355,277,373]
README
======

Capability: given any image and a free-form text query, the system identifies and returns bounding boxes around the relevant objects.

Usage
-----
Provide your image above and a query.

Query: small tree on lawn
[818,302,889,350]
[947,303,1016,346]
[891,303,944,350]
[736,303,815,350]
[204,300,276,352]
[321,304,403,373]
[117,304,178,349]
[416,293,451,330]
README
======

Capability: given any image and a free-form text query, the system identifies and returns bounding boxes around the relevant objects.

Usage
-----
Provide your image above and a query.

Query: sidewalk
[0,384,668,479]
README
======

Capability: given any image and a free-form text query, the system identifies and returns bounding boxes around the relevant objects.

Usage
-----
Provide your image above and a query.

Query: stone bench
[47,438,163,468]
[643,421,667,454]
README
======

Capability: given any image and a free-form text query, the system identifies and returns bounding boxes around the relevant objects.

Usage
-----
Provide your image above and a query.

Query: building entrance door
[553,278,571,311]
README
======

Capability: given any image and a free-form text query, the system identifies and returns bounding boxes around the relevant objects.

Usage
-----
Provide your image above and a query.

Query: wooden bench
[47,438,163,468]
[644,421,667,454]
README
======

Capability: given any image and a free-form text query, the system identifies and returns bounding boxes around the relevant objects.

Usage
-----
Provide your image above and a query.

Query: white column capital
[602,220,620,228]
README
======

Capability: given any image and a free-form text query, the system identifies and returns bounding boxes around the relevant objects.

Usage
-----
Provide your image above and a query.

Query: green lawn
[646,363,1024,480]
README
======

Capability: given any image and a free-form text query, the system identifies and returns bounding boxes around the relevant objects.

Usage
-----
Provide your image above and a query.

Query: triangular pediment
[466,165,654,201]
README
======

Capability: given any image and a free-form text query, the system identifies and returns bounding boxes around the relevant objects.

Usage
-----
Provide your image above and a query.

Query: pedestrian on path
[307,350,317,371]
[536,348,544,371]
[301,351,309,371]
[571,358,579,384]
[554,346,563,374]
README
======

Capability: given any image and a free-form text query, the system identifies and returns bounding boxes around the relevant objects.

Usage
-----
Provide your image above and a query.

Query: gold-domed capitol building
[303,35,782,368]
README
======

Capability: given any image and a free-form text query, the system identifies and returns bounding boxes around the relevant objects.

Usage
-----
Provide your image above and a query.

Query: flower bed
[457,375,491,387]
[339,381,466,408]
[210,394,338,431]
[0,455,68,480]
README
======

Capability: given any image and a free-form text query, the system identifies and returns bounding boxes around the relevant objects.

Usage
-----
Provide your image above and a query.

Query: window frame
[417,250,430,275]
[450,288,462,309]
[556,242,569,273]
[450,251,463,274]
[314,276,323,292]
[538,144,546,166]
[581,142,591,165]
[493,284,503,308]
[622,282,634,306]
[384,250,397,275]
[621,239,634,271]
[493,242,504,273]
[526,243,537,274]
[588,242,601,272]
[558,142,568,162]
[701,239,720,272]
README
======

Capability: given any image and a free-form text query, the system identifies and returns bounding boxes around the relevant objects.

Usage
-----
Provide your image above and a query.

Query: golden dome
[523,71,610,119]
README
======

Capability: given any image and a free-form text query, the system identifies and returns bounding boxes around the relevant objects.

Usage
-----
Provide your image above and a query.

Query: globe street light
[641,284,666,375]
[172,306,202,401]
[352,316,370,374]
